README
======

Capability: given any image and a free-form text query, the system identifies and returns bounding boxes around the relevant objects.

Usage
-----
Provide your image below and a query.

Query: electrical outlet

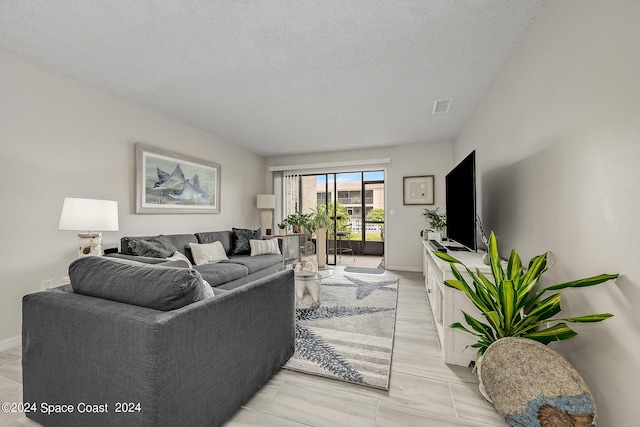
[41,279,55,290]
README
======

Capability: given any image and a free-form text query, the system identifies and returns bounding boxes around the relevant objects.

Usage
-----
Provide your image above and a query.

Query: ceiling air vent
[432,98,452,114]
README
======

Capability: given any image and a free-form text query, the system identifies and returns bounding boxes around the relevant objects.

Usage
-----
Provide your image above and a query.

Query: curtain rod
[268,158,391,172]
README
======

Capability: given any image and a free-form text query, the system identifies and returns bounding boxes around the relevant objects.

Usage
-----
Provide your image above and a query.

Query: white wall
[0,51,265,345]
[265,142,453,271]
[454,1,640,425]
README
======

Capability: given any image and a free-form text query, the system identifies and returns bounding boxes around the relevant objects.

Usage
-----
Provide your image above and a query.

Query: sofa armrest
[22,270,295,427]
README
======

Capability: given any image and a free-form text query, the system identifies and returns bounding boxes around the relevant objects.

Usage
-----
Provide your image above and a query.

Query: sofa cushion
[162,234,199,263]
[69,256,206,311]
[193,262,249,287]
[222,254,282,274]
[195,231,233,255]
[231,228,261,255]
[189,241,229,265]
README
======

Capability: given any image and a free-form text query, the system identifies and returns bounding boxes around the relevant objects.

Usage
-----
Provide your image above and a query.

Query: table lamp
[256,194,275,235]
[59,198,119,257]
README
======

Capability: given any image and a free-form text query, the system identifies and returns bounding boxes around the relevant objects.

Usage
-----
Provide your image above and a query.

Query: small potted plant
[422,208,447,241]
[285,212,312,234]
[277,222,287,235]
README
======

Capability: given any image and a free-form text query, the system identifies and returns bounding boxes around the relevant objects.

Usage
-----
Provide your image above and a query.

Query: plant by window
[309,208,332,233]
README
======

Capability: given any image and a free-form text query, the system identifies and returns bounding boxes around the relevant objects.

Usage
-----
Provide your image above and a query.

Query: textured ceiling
[0,0,544,156]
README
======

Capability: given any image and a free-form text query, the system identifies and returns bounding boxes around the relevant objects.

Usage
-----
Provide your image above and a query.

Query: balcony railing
[337,197,374,205]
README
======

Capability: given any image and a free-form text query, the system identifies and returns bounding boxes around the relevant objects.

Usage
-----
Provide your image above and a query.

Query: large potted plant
[310,207,332,269]
[433,232,618,359]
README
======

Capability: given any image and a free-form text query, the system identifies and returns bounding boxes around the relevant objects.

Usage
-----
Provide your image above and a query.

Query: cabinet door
[428,268,443,324]
[443,269,485,366]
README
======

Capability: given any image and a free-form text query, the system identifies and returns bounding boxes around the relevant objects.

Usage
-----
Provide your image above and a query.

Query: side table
[294,269,333,309]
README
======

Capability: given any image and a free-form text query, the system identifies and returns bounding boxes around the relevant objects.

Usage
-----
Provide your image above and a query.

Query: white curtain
[284,170,300,217]
[273,170,300,228]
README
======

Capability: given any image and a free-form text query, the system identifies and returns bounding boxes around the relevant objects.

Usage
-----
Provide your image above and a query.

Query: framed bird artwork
[135,143,221,214]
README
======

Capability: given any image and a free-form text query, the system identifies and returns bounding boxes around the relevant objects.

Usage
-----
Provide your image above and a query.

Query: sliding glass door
[298,170,384,266]
[362,172,384,256]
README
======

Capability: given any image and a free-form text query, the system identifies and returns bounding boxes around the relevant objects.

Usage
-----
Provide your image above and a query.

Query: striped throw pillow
[250,239,281,256]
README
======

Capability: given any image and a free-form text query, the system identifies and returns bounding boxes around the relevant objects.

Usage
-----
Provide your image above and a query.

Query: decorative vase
[482,252,490,265]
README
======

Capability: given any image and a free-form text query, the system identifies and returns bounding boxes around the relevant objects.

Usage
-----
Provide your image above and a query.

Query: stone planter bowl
[480,337,596,427]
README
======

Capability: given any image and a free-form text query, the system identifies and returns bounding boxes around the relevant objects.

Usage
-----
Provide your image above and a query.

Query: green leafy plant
[314,202,350,235]
[422,208,447,231]
[309,207,332,234]
[434,232,618,358]
[284,212,313,234]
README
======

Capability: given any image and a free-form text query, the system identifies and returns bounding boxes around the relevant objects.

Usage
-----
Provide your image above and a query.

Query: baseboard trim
[0,335,20,352]
[386,265,422,272]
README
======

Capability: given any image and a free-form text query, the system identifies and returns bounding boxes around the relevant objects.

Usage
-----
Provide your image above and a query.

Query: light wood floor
[0,270,507,426]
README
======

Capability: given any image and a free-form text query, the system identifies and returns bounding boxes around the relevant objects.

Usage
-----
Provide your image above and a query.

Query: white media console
[422,240,491,367]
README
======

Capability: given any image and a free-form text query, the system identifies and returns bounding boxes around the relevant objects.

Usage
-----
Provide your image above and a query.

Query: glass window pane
[364,170,384,181]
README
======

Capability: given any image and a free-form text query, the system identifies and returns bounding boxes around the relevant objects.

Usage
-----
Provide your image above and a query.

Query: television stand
[421,240,489,366]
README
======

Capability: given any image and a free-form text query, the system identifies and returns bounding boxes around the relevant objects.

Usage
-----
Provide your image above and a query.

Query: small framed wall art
[135,143,221,214]
[403,175,434,205]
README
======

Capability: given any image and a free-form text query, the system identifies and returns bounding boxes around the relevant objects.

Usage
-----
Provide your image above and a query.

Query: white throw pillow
[165,251,193,268]
[250,238,281,256]
[201,279,215,298]
[189,241,229,265]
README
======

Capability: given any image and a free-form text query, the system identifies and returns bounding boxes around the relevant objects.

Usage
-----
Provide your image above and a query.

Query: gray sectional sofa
[22,256,295,427]
[107,229,283,291]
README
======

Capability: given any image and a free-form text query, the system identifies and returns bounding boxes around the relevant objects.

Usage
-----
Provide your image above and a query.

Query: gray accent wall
[0,51,265,345]
[454,1,640,425]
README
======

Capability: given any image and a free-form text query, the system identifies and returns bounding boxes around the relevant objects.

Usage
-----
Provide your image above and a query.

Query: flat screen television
[445,150,476,251]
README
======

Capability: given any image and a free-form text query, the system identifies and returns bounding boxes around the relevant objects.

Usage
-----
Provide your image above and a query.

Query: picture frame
[403,175,434,205]
[135,143,221,214]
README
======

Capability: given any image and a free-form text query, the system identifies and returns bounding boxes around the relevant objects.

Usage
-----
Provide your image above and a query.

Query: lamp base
[77,232,103,257]
[260,210,273,236]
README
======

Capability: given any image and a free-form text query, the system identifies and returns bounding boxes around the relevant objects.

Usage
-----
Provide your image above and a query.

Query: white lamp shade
[59,198,119,231]
[256,194,275,209]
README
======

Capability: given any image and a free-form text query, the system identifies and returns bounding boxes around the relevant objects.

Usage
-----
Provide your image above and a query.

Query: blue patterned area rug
[283,268,398,390]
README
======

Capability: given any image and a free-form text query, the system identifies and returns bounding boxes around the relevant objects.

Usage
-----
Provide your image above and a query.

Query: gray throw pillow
[231,227,261,255]
[69,256,205,311]
[127,236,178,258]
